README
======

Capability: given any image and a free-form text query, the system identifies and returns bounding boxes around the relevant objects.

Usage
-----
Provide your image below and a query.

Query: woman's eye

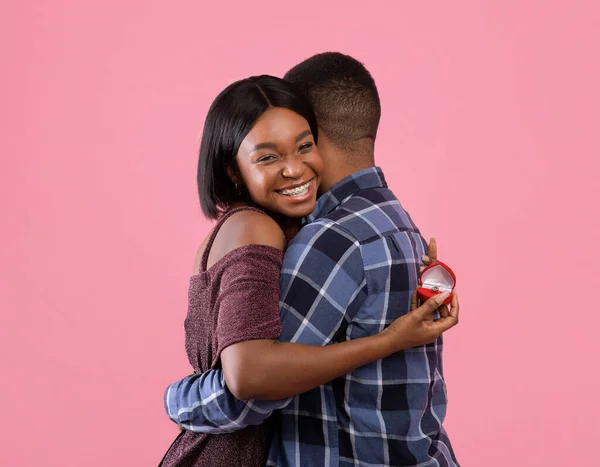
[257,154,276,163]
[298,142,313,153]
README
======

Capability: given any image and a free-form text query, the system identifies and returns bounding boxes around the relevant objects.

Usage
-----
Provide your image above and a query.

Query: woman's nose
[281,158,305,179]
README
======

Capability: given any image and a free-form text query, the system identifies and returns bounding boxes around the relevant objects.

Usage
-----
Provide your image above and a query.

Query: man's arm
[164,220,367,431]
[164,369,290,433]
[164,230,452,432]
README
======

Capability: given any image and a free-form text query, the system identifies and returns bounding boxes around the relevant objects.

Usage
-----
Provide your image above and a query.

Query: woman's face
[233,107,323,219]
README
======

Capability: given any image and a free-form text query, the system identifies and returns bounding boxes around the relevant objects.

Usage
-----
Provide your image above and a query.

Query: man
[165,52,459,466]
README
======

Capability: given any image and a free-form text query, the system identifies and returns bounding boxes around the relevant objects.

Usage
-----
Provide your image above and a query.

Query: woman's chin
[257,192,315,219]
[274,199,316,219]
[280,205,315,219]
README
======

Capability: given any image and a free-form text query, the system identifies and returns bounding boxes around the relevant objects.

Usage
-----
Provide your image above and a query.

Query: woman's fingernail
[436,291,450,303]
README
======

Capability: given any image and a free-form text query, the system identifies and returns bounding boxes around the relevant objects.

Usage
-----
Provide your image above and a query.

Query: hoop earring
[234,182,242,194]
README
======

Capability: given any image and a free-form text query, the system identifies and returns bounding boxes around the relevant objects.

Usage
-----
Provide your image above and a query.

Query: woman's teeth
[280,180,311,197]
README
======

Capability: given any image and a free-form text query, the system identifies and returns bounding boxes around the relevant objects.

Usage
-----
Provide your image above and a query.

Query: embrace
[160,52,460,467]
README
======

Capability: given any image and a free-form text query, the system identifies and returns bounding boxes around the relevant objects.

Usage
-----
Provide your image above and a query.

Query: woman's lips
[276,178,315,201]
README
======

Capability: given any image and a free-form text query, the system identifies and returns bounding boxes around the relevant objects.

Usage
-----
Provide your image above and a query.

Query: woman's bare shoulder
[223,210,285,250]
[201,210,284,270]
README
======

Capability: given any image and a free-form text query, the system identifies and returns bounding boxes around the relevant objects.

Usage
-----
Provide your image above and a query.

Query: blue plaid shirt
[165,167,458,466]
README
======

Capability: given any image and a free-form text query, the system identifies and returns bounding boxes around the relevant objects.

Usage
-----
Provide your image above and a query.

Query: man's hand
[384,290,459,351]
[421,237,438,272]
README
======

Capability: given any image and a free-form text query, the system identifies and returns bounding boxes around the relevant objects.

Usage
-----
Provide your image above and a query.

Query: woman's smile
[275,177,316,200]
[235,107,323,218]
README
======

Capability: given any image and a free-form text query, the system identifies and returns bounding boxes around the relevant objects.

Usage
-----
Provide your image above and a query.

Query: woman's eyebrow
[250,129,312,153]
[295,129,312,142]
[250,141,278,153]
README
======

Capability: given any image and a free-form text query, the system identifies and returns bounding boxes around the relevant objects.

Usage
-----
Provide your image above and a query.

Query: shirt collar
[306,167,387,223]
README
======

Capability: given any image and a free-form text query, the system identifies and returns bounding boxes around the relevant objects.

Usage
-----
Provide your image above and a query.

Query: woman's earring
[234,182,241,194]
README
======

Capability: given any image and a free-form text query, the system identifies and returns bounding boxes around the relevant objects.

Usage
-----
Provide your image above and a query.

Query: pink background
[1,1,598,465]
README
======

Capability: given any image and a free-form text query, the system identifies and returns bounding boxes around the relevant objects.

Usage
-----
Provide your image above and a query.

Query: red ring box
[417,261,456,306]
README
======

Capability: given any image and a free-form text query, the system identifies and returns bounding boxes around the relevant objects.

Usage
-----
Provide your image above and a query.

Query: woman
[160,75,452,466]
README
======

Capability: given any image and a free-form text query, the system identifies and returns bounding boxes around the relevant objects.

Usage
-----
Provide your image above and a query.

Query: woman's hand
[383,290,459,352]
[218,235,459,401]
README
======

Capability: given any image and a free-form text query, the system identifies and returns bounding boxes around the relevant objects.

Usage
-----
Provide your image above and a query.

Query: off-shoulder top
[161,207,283,467]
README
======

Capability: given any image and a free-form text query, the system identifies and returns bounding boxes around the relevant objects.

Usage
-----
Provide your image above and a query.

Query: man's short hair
[284,52,381,152]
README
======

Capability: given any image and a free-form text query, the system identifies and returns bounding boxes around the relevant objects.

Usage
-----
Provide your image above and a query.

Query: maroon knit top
[161,207,283,467]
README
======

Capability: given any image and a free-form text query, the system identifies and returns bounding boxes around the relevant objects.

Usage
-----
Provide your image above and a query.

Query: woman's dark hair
[197,75,319,219]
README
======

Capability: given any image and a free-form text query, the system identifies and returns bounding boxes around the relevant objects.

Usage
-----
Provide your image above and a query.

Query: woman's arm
[211,211,459,401]
[221,330,394,401]
[222,291,457,400]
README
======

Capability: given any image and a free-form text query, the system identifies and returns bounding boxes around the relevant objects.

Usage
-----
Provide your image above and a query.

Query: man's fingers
[422,238,438,267]
[427,237,437,262]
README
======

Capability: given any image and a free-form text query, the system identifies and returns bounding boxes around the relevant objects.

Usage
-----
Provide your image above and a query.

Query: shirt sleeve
[165,369,291,433]
[164,221,367,432]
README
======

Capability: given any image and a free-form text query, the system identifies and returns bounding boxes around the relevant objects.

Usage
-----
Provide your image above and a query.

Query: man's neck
[317,133,376,194]
[319,160,375,194]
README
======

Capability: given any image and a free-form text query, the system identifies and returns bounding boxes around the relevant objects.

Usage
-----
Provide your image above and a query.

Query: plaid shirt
[165,168,458,466]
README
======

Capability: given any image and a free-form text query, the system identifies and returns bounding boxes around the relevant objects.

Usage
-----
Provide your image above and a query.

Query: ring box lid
[417,261,456,305]
[420,261,456,292]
